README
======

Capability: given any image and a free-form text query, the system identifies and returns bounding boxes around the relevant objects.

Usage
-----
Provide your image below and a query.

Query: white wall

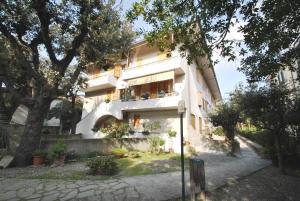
[10,100,61,126]
[127,110,183,153]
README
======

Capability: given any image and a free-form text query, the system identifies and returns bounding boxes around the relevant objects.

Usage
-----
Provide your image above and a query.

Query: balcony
[122,56,184,80]
[119,92,181,111]
[85,73,117,92]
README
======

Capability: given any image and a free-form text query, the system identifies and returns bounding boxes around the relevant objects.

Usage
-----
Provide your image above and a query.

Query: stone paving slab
[0,137,271,201]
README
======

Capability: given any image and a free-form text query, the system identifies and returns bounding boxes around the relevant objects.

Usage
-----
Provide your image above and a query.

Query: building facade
[76,40,221,153]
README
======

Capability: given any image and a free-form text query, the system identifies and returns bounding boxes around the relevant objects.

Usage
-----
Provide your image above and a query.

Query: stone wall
[42,138,150,155]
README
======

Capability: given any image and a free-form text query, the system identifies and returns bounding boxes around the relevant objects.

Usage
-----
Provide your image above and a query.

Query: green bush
[148,136,165,154]
[49,142,67,159]
[212,127,224,136]
[33,149,47,158]
[65,150,81,161]
[86,156,118,175]
[187,146,197,156]
[128,150,140,158]
[168,130,177,138]
[237,129,272,147]
[111,148,127,158]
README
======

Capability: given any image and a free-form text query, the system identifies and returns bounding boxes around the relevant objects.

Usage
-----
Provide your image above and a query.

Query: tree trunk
[274,133,285,174]
[14,96,52,166]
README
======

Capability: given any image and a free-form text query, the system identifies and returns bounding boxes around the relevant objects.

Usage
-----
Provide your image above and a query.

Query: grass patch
[27,152,190,180]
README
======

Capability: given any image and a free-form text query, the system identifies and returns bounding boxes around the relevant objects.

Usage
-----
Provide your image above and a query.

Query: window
[133,115,141,128]
[191,114,196,129]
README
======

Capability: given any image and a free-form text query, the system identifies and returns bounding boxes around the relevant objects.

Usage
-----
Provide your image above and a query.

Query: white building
[76,40,221,153]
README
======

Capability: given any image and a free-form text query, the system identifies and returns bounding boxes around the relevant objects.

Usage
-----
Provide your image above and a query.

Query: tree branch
[59,4,89,75]
[33,0,59,65]
[0,24,45,84]
[0,74,34,107]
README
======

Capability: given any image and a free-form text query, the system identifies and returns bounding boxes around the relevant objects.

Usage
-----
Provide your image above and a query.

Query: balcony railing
[122,56,183,80]
[85,73,117,92]
[120,91,179,102]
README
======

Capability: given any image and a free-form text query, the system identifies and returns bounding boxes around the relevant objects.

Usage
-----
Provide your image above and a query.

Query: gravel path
[207,166,300,201]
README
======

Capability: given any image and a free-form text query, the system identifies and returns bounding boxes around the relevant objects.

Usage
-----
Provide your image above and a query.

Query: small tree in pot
[50,142,68,166]
[32,149,47,167]
[167,130,177,153]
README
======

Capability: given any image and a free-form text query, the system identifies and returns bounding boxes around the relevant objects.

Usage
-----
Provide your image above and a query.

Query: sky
[122,0,247,100]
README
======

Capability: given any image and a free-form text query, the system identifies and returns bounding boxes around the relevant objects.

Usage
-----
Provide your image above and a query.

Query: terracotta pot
[33,156,44,166]
[53,155,66,166]
[169,148,175,153]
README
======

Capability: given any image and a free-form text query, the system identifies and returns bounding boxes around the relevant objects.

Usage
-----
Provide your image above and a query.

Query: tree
[127,0,241,64]
[127,0,300,81]
[239,0,300,81]
[47,99,83,134]
[0,0,134,166]
[0,36,31,122]
[209,102,240,155]
[238,83,300,173]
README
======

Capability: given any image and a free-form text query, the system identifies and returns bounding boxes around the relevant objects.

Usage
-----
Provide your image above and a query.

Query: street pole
[180,112,185,201]
[178,100,186,201]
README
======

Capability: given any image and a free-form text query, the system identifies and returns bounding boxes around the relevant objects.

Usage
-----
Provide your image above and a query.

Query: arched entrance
[93,115,121,130]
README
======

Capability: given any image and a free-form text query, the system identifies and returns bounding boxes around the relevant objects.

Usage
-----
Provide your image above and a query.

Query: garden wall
[3,124,150,155]
[42,138,150,155]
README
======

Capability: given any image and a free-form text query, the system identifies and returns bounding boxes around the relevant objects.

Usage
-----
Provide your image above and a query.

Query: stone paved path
[0,137,271,201]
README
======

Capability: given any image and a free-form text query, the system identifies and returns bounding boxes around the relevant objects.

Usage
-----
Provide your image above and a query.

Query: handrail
[123,56,180,73]
[88,72,113,79]
[120,91,179,102]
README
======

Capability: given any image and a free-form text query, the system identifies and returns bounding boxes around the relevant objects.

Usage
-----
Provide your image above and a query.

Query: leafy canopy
[127,0,300,81]
[0,0,134,105]
[127,0,241,64]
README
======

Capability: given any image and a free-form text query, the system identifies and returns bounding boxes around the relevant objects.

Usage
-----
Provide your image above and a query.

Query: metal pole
[180,112,185,201]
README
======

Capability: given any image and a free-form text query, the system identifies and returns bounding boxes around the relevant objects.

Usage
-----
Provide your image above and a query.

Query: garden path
[0,137,271,201]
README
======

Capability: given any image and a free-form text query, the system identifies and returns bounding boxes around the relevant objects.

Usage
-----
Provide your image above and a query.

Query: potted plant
[111,148,127,158]
[32,149,47,166]
[128,127,135,135]
[142,122,150,135]
[168,130,177,153]
[104,97,110,103]
[158,90,166,98]
[141,92,150,100]
[50,142,67,166]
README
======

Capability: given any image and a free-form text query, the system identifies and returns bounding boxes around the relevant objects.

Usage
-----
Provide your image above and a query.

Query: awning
[127,71,174,86]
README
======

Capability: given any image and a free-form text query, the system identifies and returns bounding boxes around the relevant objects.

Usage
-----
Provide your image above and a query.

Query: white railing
[122,56,183,80]
[87,73,117,89]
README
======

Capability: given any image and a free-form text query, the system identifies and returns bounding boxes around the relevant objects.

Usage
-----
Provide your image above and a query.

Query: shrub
[128,150,140,158]
[65,150,81,161]
[100,120,129,138]
[148,136,165,154]
[187,146,197,156]
[33,149,47,158]
[111,148,127,158]
[50,142,67,159]
[86,156,118,175]
[86,151,103,158]
[168,130,177,138]
[212,127,224,136]
[142,121,161,135]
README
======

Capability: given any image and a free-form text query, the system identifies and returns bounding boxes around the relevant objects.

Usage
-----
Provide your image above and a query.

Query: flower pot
[53,155,66,166]
[169,148,175,153]
[33,156,44,166]
[142,131,150,135]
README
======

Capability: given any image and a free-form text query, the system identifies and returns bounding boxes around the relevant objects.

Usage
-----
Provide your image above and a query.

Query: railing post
[189,158,206,201]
